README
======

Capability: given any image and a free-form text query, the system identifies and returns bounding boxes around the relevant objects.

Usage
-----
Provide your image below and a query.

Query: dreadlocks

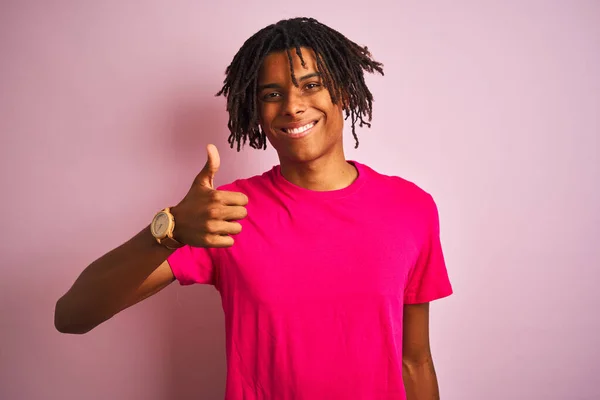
[216,17,384,151]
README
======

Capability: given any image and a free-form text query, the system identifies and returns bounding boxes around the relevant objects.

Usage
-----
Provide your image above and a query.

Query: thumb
[195,144,220,189]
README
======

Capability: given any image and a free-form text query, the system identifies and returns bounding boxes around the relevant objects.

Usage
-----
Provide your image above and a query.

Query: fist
[171,144,248,248]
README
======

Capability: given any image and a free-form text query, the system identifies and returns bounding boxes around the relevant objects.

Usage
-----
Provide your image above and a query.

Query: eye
[305,82,321,90]
[262,92,282,101]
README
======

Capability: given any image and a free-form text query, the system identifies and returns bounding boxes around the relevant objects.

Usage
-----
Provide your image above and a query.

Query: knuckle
[205,220,219,233]
[206,207,221,220]
[198,234,209,246]
[202,234,216,247]
[210,190,222,203]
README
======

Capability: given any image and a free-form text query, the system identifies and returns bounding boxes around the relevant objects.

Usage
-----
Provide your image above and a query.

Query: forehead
[258,47,319,83]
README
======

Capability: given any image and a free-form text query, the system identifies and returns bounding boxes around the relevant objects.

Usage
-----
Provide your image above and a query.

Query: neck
[279,152,358,192]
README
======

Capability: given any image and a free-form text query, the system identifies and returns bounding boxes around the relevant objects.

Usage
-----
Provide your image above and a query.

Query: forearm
[54,225,174,334]
[403,357,440,400]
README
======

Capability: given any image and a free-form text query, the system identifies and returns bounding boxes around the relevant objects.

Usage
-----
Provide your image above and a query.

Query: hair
[216,17,384,151]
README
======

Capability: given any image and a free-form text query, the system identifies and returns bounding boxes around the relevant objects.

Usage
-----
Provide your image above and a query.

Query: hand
[171,144,248,248]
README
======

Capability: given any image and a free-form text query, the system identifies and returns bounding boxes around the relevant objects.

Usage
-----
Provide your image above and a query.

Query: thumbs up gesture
[171,144,248,248]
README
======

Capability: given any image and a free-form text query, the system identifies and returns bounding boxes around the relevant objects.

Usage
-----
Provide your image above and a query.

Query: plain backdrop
[1,1,598,399]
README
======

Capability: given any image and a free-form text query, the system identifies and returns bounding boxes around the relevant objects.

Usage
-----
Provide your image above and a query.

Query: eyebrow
[258,72,322,91]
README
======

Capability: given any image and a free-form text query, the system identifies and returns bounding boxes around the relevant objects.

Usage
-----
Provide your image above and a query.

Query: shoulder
[358,162,441,233]
[358,161,435,207]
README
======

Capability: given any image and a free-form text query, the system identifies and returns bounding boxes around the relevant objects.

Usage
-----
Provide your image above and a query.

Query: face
[257,47,345,163]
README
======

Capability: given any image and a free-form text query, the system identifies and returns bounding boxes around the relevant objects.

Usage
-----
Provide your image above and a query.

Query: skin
[258,47,439,399]
[55,44,439,399]
[257,47,358,192]
[403,303,441,399]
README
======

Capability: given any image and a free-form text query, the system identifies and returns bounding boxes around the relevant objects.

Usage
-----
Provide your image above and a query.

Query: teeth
[285,122,315,135]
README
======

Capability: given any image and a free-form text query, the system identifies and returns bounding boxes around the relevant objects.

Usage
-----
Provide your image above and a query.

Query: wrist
[150,207,185,250]
[169,205,184,243]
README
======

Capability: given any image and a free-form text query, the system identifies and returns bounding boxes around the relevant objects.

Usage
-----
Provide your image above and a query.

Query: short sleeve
[404,194,453,304]
[167,245,216,286]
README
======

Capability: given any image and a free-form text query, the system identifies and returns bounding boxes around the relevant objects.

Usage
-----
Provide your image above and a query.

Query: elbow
[402,354,433,367]
[402,353,434,376]
[402,356,436,386]
[54,297,93,335]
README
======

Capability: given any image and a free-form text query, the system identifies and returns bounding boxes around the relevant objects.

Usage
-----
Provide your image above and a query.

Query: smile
[280,120,318,138]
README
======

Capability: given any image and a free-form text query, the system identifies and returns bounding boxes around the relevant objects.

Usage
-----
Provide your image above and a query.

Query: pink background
[1,1,599,399]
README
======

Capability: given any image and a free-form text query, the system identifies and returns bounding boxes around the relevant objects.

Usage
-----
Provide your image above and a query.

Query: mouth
[279,120,319,138]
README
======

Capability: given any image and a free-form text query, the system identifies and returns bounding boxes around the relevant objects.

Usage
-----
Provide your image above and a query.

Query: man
[55,17,452,400]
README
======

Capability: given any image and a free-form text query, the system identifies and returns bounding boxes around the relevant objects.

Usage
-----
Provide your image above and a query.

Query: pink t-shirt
[168,161,452,400]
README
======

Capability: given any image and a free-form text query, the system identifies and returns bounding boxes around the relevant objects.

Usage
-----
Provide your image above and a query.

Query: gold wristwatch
[150,207,185,250]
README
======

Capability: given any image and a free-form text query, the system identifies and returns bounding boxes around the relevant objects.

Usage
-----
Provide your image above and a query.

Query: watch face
[153,212,169,237]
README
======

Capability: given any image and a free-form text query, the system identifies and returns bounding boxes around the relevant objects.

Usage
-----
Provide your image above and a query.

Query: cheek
[258,106,278,140]
[259,103,278,127]
[325,105,344,130]
[313,94,342,123]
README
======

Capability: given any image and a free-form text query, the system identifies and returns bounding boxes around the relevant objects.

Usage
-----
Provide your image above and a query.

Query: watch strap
[158,235,184,250]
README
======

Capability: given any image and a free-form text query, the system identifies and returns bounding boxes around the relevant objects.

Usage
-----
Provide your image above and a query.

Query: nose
[281,89,306,117]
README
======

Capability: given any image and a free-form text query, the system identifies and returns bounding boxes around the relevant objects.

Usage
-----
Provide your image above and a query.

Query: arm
[402,302,440,400]
[54,226,176,334]
[54,144,248,335]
